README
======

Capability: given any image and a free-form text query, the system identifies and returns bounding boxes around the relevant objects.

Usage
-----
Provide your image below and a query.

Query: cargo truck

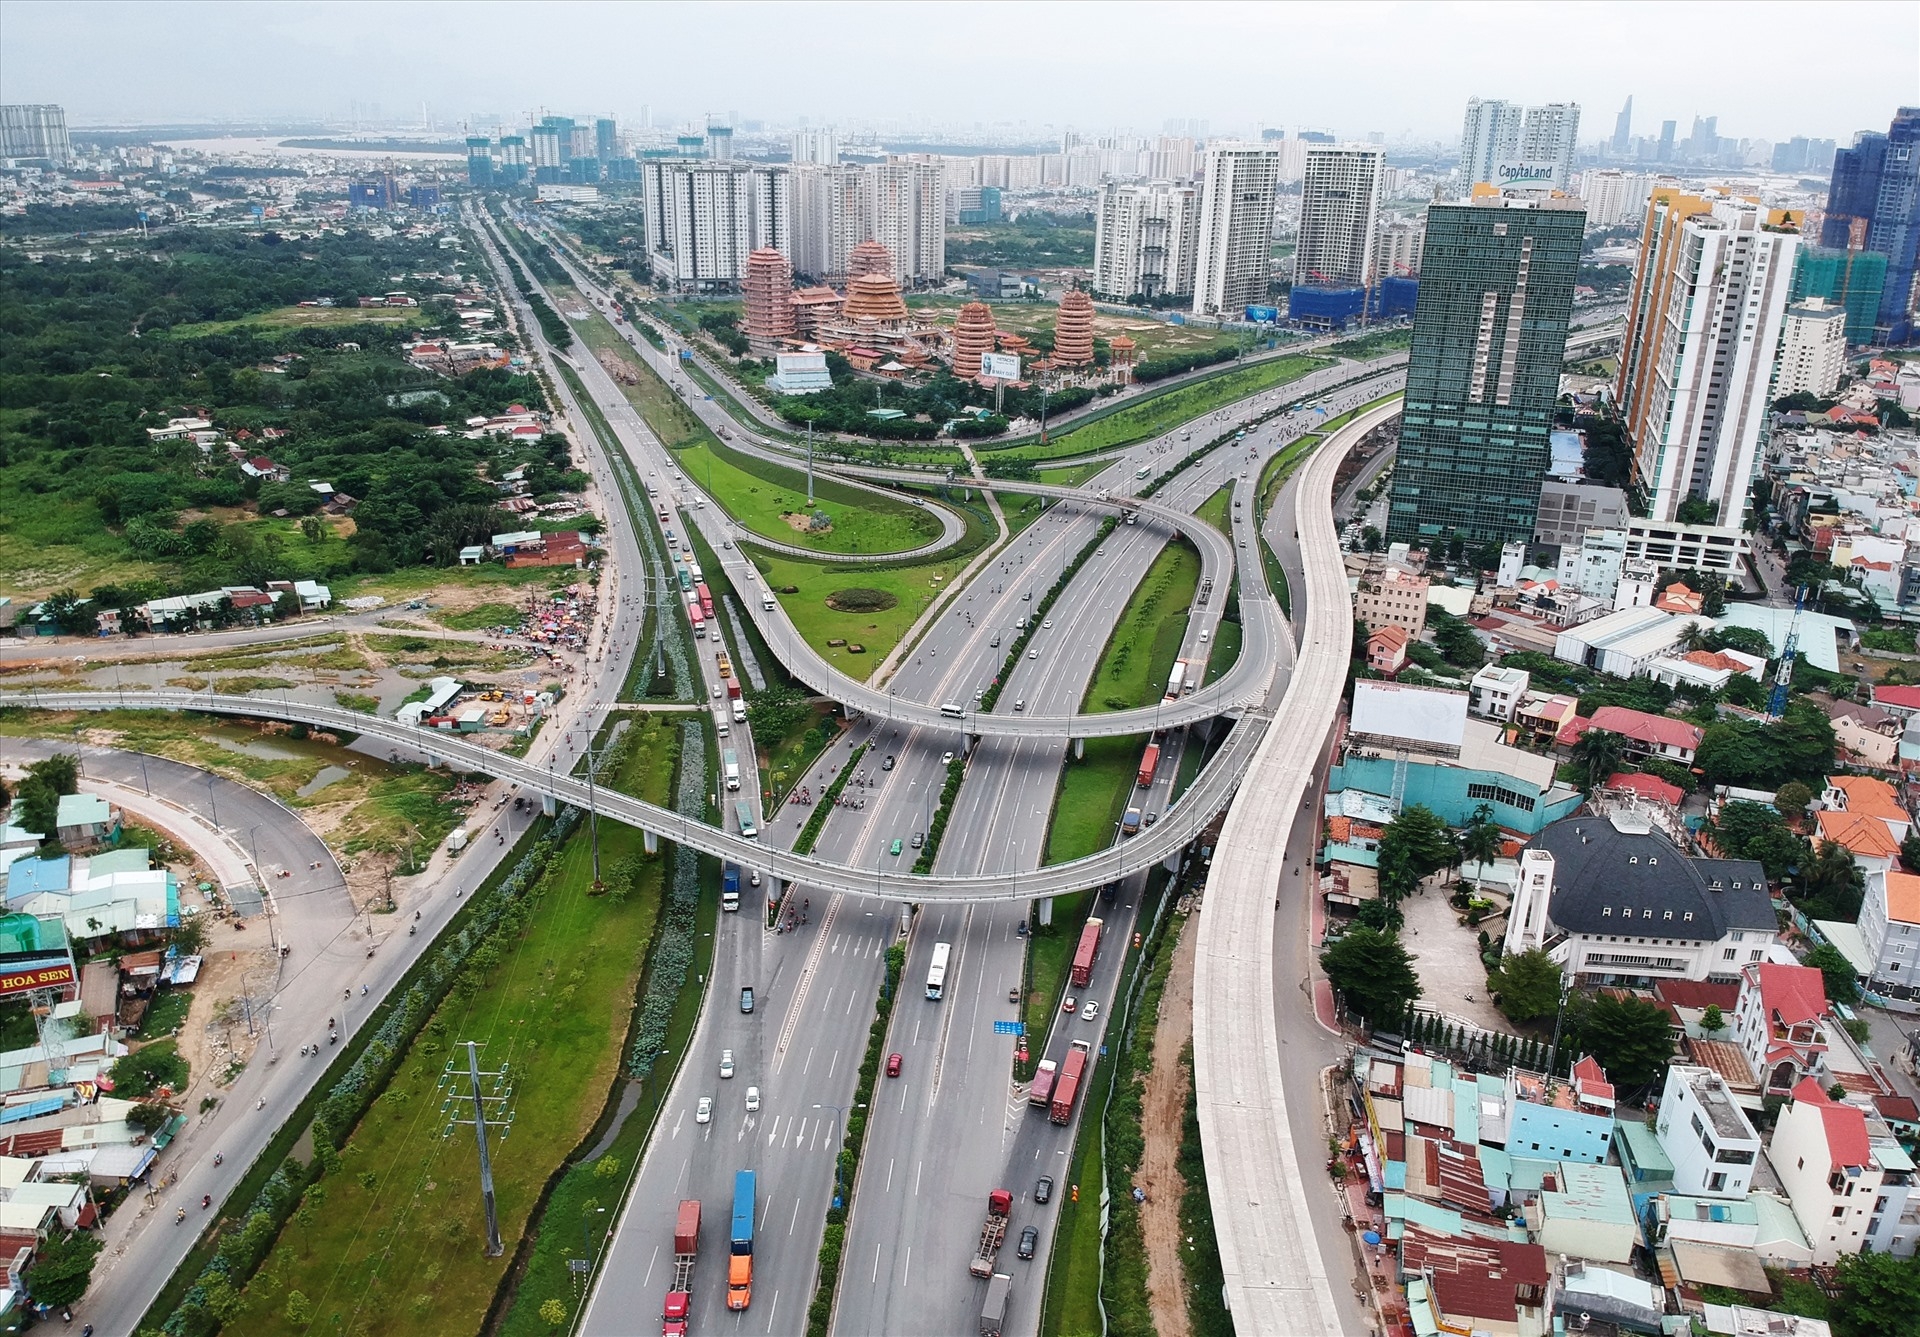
[1028,1059,1057,1108]
[732,700,747,723]
[1164,663,1185,701]
[979,1273,1012,1337]
[1050,1040,1092,1125]
[721,865,741,913]
[715,651,732,679]
[661,1199,700,1336]
[727,1170,755,1310]
[968,1189,1014,1277]
[724,749,741,792]
[1069,917,1104,988]
[1136,743,1160,789]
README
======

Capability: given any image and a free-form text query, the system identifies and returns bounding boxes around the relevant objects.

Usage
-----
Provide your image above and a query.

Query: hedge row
[1132,344,1239,384]
[156,808,583,1337]
[804,941,907,1337]
[626,720,707,1080]
[979,517,1119,714]
[910,754,966,875]
[491,222,575,352]
[794,744,866,857]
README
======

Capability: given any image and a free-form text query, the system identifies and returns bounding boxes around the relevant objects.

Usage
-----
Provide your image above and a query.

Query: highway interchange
[20,205,1625,1336]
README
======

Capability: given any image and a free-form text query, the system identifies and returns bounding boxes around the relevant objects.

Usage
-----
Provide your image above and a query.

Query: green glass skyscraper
[1385,197,1585,547]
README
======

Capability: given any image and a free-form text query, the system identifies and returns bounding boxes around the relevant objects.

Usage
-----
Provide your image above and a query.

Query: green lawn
[1041,1045,1110,1337]
[751,549,972,668]
[1084,540,1201,714]
[1194,484,1232,535]
[1044,739,1143,865]
[1207,617,1243,680]
[432,602,522,632]
[672,439,945,556]
[228,719,681,1337]
[991,355,1330,464]
[1326,328,1413,359]
[1035,460,1108,488]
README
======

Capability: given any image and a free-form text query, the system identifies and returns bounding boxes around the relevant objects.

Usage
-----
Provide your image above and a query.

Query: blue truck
[722,864,741,913]
[728,1170,756,1310]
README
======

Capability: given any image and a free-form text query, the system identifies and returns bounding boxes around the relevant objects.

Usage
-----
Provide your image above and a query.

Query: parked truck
[722,865,741,913]
[1028,1058,1057,1109]
[968,1189,1014,1278]
[1136,743,1161,789]
[1050,1040,1092,1125]
[1069,917,1104,989]
[661,1199,700,1336]
[724,749,741,792]
[727,1170,755,1311]
[980,1273,1012,1337]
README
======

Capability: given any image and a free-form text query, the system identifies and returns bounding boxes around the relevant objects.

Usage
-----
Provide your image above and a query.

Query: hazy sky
[3,0,1915,145]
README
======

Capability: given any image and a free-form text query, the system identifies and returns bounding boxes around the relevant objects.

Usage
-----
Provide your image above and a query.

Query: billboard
[980,352,1022,382]
[1244,305,1279,323]
[0,958,75,999]
[1493,160,1561,188]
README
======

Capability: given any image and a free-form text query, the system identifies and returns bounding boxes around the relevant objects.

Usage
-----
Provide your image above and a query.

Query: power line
[438,1040,516,1256]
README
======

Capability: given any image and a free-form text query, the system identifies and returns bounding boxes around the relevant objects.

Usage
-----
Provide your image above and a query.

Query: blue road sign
[992,1020,1025,1036]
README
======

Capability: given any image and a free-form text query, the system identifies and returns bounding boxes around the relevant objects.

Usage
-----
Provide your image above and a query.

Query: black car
[1016,1226,1039,1260]
[1034,1176,1053,1204]
[740,987,755,1014]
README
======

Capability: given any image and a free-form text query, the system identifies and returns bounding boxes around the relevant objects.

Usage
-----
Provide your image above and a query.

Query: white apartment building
[1294,146,1385,291]
[1092,180,1200,301]
[1775,297,1849,398]
[865,159,946,287]
[1858,868,1920,994]
[1460,99,1581,192]
[1655,1065,1762,1198]
[1579,169,1660,227]
[1468,664,1529,720]
[1618,193,1798,527]
[641,161,790,292]
[790,127,839,165]
[1375,217,1425,280]
[789,161,944,286]
[1191,144,1283,316]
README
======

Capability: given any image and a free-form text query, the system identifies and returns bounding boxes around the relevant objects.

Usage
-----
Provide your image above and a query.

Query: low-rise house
[1366,625,1408,675]
[1815,807,1902,876]
[1655,1065,1762,1197]
[1506,1057,1615,1164]
[1821,774,1910,844]
[1571,705,1704,766]
[1520,1159,1637,1264]
[1399,1225,1551,1337]
[53,794,115,851]
[1732,962,1829,1097]
[1469,664,1529,720]
[1505,812,1776,985]
[1860,868,1920,998]
[1554,605,1711,678]
[1772,1077,1891,1264]
[1353,561,1430,637]
[1822,696,1903,769]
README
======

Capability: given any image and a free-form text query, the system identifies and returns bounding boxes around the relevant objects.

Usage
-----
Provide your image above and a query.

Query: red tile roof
[1755,962,1827,1029]
[1586,706,1703,752]
[1791,1077,1872,1168]
[1873,683,1920,711]
[1399,1225,1547,1324]
[1874,1093,1920,1124]
[1826,775,1908,826]
[1607,771,1684,805]
[1815,809,1901,859]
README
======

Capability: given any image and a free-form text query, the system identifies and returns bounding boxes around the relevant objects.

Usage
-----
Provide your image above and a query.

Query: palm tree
[1460,804,1505,872]
[1569,729,1625,791]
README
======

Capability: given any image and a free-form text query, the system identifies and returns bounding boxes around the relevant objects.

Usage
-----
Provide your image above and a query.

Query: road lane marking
[643,1243,659,1287]
[772,892,840,1074]
[789,1196,802,1235]
[915,1160,923,1195]
[762,1289,778,1334]
[902,1246,911,1288]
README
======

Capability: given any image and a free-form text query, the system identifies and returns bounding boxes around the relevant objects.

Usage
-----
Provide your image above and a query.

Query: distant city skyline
[2,0,1912,146]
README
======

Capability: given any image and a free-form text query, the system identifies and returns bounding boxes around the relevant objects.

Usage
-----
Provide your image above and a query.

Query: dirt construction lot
[1138,914,1198,1337]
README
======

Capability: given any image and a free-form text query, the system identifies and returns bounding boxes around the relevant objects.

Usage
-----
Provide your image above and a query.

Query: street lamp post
[812,1102,867,1209]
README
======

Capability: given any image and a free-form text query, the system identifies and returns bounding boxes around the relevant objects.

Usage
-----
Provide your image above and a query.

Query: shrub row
[490,221,574,352]
[626,720,707,1081]
[979,517,1119,714]
[1132,345,1240,385]
[1174,1041,1233,1337]
[794,744,866,857]
[910,754,966,875]
[804,941,906,1337]
[155,809,582,1337]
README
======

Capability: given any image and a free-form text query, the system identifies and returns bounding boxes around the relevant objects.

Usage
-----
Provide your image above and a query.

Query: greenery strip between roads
[794,743,865,857]
[980,517,1119,714]
[805,941,908,1337]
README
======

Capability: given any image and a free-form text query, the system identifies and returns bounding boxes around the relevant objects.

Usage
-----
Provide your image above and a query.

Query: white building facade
[642,161,791,292]
[1775,298,1849,398]
[1092,180,1201,301]
[1191,144,1283,316]
[1460,99,1581,191]
[1655,1065,1762,1198]
[1294,146,1386,291]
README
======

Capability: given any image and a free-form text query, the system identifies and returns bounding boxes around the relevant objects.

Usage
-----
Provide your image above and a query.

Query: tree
[1377,805,1457,900]
[1827,1249,1920,1337]
[170,915,209,957]
[1775,780,1813,821]
[1320,928,1422,1026]
[1901,829,1920,874]
[26,753,79,797]
[1459,804,1505,871]
[128,1102,171,1134]
[1488,948,1562,1023]
[284,1291,314,1327]
[540,1297,569,1328]
[1804,943,1861,1003]
[25,1229,103,1306]
[1711,799,1810,879]
[1798,840,1866,921]
[1569,729,1624,791]
[15,776,58,841]
[1700,1004,1725,1034]
[1570,993,1673,1090]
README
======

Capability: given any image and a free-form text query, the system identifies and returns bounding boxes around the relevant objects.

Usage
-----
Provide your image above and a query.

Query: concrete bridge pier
[643,829,659,855]
[541,793,559,817]
[1073,737,1085,761]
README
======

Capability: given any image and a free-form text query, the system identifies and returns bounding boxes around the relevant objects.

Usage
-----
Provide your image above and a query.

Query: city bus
[926,941,952,1000]
[735,801,757,839]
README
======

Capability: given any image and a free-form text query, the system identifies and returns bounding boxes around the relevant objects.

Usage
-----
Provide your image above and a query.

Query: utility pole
[806,419,816,509]
[439,1041,515,1256]
[584,738,604,890]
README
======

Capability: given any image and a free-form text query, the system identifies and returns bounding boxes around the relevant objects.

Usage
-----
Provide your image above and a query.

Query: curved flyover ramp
[1192,399,1400,1335]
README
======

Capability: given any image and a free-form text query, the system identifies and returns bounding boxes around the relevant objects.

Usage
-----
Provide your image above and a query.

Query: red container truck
[1050,1040,1093,1125]
[661,1199,700,1336]
[1136,743,1161,789]
[1069,917,1104,988]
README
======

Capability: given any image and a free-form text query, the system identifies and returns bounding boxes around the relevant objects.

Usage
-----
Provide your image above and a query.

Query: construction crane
[1767,587,1806,720]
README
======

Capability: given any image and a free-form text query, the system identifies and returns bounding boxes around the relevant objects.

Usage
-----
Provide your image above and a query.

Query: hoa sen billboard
[980,352,1022,382]
[0,959,75,998]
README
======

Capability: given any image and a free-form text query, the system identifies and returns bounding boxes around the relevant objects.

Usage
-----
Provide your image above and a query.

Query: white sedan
[695,1096,713,1124]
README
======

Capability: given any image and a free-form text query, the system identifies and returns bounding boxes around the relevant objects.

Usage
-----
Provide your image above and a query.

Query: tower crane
[1767,587,1806,720]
